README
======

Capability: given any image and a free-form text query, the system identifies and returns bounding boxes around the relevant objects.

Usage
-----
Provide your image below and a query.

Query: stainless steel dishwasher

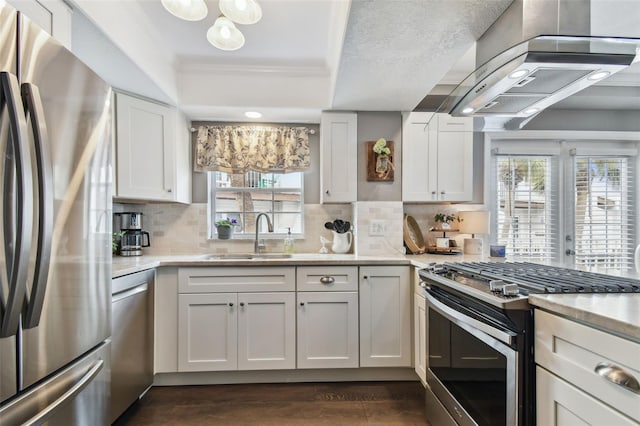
[111,269,155,423]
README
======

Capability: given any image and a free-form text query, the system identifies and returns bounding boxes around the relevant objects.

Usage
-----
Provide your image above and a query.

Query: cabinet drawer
[437,114,472,132]
[178,267,295,293]
[296,266,358,291]
[535,310,640,422]
[537,367,638,426]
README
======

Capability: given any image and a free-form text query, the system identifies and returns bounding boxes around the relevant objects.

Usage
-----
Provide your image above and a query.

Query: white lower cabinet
[178,293,238,372]
[178,292,296,372]
[414,293,427,384]
[535,309,640,424]
[177,267,296,372]
[296,291,359,369]
[237,292,296,370]
[359,266,411,367]
[537,367,638,426]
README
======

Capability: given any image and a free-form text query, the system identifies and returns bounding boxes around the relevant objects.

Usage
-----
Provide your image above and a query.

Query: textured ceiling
[332,0,512,111]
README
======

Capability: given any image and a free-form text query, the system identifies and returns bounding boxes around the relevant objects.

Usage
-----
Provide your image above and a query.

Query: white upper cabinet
[9,0,72,49]
[402,112,473,202]
[114,92,191,203]
[320,112,357,203]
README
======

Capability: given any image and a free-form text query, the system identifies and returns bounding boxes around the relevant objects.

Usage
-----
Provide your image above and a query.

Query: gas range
[419,261,640,309]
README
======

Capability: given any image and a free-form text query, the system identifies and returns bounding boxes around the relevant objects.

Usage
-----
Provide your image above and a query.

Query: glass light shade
[458,211,490,235]
[207,16,245,51]
[161,0,208,21]
[219,0,262,24]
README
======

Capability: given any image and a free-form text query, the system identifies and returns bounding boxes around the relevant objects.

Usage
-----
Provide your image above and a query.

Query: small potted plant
[215,217,238,240]
[434,213,463,230]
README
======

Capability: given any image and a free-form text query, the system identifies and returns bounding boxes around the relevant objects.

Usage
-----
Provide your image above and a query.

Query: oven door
[424,287,519,426]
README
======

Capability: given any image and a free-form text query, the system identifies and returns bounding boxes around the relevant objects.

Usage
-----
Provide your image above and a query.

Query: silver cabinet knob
[239,302,245,307]
[325,190,330,195]
[299,302,305,306]
[228,302,234,307]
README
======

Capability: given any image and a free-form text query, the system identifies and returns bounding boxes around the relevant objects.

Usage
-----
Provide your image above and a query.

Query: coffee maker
[115,212,150,256]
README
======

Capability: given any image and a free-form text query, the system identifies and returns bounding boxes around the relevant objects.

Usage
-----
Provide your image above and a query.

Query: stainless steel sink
[202,253,293,260]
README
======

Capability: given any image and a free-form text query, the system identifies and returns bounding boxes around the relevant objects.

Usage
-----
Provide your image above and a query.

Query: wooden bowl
[403,215,426,254]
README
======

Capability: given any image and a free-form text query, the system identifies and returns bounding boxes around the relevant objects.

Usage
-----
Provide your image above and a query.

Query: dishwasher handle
[112,283,148,303]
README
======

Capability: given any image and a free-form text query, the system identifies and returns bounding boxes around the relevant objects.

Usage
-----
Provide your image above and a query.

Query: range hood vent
[439,0,640,128]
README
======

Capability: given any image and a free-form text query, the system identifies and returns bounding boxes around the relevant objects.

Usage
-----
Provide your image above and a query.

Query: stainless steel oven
[423,285,531,426]
[419,261,640,426]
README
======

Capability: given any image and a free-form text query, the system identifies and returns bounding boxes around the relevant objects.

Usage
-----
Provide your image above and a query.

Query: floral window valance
[195,125,311,173]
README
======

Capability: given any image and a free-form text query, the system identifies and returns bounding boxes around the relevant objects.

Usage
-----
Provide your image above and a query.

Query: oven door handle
[425,291,516,346]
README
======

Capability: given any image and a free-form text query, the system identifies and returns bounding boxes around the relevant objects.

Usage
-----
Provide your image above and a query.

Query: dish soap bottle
[283,227,295,254]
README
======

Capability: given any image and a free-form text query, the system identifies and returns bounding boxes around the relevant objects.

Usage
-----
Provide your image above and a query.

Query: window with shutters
[492,155,559,261]
[208,171,304,239]
[573,156,635,270]
[490,141,638,271]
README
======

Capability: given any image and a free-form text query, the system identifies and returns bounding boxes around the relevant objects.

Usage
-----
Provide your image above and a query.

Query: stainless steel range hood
[440,0,640,130]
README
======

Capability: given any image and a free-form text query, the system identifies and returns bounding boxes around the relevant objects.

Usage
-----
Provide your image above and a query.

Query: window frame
[488,136,638,270]
[207,171,305,240]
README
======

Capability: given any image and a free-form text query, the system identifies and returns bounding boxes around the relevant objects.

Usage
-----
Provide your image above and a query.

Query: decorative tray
[426,246,463,255]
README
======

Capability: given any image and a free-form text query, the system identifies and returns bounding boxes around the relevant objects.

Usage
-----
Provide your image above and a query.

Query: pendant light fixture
[207,15,245,51]
[161,0,208,21]
[219,0,262,25]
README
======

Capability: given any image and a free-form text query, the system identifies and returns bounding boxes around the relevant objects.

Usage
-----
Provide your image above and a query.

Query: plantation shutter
[492,155,559,261]
[573,156,636,270]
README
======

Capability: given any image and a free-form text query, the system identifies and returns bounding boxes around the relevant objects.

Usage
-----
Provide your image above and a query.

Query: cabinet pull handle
[363,276,368,279]
[594,362,640,394]
[228,302,234,307]
[167,188,172,193]
[239,302,244,307]
[325,190,330,195]
[319,276,335,285]
[299,302,305,306]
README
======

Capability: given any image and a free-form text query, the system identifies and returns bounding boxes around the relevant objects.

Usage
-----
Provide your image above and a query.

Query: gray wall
[525,109,640,132]
[190,122,321,203]
[357,112,403,201]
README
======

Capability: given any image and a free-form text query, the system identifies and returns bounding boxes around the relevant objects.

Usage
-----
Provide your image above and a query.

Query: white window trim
[207,172,305,240]
[485,132,639,269]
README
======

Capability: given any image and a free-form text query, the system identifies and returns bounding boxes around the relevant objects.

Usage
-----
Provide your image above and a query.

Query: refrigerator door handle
[21,82,53,329]
[0,71,33,338]
[22,359,104,426]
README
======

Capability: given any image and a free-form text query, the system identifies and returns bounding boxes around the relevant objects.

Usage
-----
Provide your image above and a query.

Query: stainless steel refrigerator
[0,1,112,424]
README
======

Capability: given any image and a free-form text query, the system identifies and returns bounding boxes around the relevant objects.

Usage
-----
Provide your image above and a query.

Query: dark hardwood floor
[114,381,428,425]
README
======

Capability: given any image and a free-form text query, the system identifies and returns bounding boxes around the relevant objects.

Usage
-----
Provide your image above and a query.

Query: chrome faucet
[254,213,274,253]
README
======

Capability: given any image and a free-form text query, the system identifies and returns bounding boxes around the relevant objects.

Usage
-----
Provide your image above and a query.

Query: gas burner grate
[441,262,640,294]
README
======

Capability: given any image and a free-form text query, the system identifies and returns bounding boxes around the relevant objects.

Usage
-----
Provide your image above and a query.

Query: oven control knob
[489,280,505,292]
[502,284,520,297]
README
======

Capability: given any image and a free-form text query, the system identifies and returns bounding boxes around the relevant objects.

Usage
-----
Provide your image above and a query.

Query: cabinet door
[115,92,175,201]
[402,112,436,202]
[414,293,427,385]
[537,367,638,426]
[435,130,473,202]
[297,292,359,369]
[9,0,72,48]
[359,267,411,367]
[320,112,357,203]
[178,293,237,372]
[237,292,295,370]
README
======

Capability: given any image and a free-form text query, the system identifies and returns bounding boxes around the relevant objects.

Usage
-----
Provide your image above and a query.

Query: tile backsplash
[114,202,353,255]
[113,201,488,256]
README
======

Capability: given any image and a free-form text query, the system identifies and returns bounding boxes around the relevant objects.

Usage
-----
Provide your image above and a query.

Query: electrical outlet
[369,220,385,236]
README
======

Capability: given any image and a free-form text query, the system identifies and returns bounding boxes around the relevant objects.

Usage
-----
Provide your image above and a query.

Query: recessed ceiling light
[509,69,529,79]
[245,111,262,118]
[523,107,539,115]
[588,71,611,81]
[462,107,474,114]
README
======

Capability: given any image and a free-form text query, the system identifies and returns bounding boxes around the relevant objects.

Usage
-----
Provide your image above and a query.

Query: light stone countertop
[529,293,640,342]
[111,252,492,279]
[112,252,640,341]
